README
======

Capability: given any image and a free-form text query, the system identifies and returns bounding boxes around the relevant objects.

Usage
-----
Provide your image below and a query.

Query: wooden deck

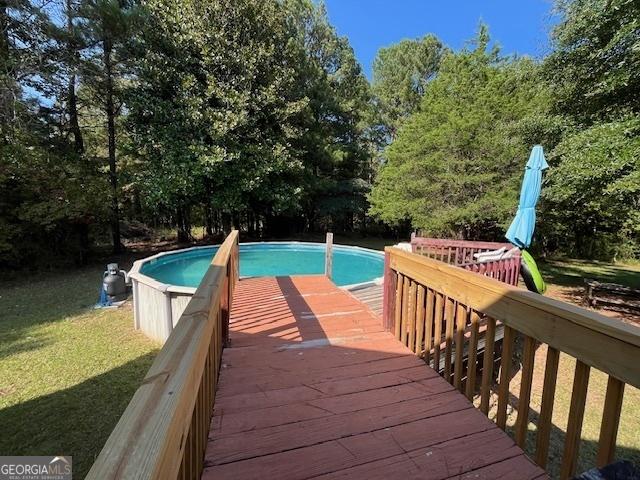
[202,276,546,480]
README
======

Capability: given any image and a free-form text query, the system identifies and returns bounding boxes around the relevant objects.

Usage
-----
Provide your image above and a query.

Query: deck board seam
[206,420,499,475]
[309,448,527,480]
[212,386,456,434]
[206,404,476,466]
[440,453,539,480]
[215,373,436,400]
[216,371,440,400]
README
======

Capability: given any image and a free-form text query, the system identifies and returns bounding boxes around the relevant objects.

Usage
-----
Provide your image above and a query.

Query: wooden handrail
[411,235,514,251]
[86,230,239,480]
[383,247,640,478]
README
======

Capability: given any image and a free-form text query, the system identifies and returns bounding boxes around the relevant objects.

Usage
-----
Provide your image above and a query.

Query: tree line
[370,0,639,260]
[1,0,376,268]
[1,0,638,270]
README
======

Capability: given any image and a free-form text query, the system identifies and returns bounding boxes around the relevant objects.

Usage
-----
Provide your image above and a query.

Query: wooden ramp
[202,276,546,480]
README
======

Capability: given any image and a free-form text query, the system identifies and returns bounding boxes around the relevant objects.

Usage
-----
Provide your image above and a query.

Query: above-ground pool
[141,242,384,288]
[129,242,384,342]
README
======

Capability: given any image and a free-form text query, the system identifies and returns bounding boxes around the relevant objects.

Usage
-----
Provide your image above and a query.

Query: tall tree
[77,0,138,252]
[0,0,108,268]
[0,0,53,139]
[285,0,373,234]
[64,0,84,153]
[369,27,551,239]
[542,119,640,258]
[0,0,12,133]
[127,0,309,240]
[544,0,640,123]
[371,34,446,138]
[541,0,640,258]
[126,0,373,239]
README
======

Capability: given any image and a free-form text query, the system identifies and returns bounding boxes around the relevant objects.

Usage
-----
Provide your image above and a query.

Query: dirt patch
[545,284,640,326]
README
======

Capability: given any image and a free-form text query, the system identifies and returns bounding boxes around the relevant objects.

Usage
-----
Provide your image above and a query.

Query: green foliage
[0,0,109,268]
[542,118,640,259]
[3,0,639,266]
[372,34,446,136]
[0,120,107,268]
[1,0,374,266]
[540,0,640,259]
[545,0,640,123]
[285,0,373,232]
[126,0,373,235]
[369,27,551,239]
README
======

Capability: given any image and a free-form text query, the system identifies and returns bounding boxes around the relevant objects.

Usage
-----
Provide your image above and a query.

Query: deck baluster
[480,316,497,415]
[535,346,560,468]
[465,311,480,400]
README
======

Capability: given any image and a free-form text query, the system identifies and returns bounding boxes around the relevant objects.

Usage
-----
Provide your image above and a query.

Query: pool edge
[129,241,385,343]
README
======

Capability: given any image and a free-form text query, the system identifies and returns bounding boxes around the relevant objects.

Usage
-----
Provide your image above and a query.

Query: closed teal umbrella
[506,145,548,249]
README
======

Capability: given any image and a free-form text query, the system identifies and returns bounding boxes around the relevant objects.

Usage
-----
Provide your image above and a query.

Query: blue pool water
[140,243,384,287]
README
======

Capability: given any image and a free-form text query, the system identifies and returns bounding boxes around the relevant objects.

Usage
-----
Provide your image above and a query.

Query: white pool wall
[128,242,384,343]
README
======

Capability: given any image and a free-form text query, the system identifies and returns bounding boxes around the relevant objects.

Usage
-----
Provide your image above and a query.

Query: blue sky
[323,0,556,79]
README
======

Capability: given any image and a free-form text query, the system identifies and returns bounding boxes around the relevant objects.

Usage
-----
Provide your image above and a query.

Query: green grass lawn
[539,258,640,289]
[0,266,159,478]
[537,258,640,324]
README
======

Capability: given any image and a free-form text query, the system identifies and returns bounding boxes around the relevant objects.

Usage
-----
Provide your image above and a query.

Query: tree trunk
[205,204,214,237]
[204,180,214,236]
[0,0,14,135]
[222,212,232,235]
[76,222,89,265]
[68,73,84,153]
[176,204,191,243]
[132,189,142,220]
[247,210,255,237]
[104,38,122,253]
[66,0,83,154]
[0,3,8,60]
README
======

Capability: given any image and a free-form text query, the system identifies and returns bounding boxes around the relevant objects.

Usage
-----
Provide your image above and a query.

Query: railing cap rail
[410,236,515,250]
[86,230,239,480]
[386,246,640,349]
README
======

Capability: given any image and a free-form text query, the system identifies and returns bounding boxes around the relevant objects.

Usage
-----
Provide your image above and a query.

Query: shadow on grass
[0,266,107,360]
[539,260,640,289]
[0,351,158,479]
[480,333,640,477]
[0,241,180,334]
[501,388,640,479]
[0,334,54,360]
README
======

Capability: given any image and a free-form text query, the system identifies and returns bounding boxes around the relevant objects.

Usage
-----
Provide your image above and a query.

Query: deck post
[382,249,395,331]
[325,232,333,279]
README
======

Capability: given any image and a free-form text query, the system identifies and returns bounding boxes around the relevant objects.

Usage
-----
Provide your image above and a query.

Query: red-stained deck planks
[202,276,546,480]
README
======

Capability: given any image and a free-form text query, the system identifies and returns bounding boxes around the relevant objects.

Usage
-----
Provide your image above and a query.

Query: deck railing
[410,234,521,286]
[86,230,239,480]
[382,247,640,479]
